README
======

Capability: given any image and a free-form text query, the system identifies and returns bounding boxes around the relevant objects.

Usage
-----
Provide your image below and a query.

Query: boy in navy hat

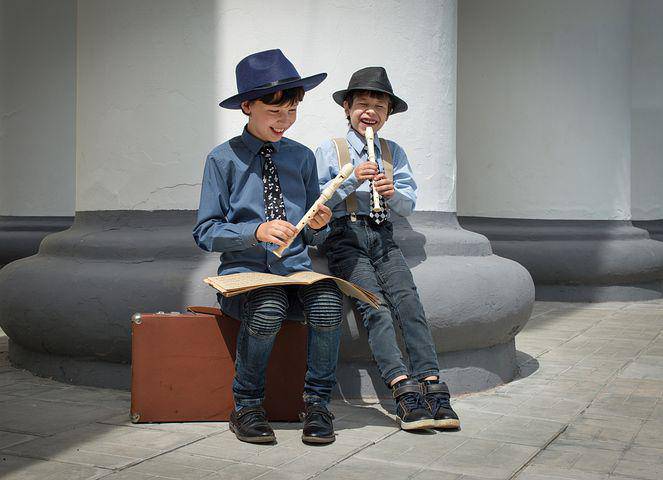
[193,49,342,444]
[315,67,460,431]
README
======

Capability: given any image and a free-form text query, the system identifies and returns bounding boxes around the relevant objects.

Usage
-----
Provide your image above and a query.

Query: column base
[459,217,663,302]
[0,216,73,267]
[0,210,534,394]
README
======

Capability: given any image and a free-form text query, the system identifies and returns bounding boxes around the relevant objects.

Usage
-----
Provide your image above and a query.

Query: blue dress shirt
[315,128,417,218]
[193,127,326,279]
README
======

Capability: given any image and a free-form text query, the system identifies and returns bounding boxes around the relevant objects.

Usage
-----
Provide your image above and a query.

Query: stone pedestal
[0,210,533,395]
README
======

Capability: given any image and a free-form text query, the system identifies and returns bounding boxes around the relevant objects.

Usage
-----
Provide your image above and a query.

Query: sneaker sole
[301,434,336,444]
[229,423,275,443]
[434,418,460,429]
[398,417,437,430]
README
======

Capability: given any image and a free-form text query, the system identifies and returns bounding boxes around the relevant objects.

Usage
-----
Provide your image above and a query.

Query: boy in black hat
[193,49,343,444]
[315,67,460,431]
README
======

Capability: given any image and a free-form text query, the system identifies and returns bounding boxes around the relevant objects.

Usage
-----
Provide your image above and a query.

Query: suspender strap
[379,138,393,180]
[331,137,393,218]
[332,138,358,215]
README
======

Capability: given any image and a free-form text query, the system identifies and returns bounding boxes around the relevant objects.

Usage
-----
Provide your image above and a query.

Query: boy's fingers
[273,220,298,235]
[266,235,287,246]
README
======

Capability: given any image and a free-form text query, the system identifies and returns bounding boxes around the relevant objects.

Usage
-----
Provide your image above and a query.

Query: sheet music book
[204,271,380,309]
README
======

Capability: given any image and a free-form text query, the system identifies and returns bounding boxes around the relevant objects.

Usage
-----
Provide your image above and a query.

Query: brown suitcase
[130,306,307,423]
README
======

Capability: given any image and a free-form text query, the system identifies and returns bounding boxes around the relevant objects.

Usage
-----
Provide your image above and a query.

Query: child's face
[344,92,390,135]
[242,99,298,142]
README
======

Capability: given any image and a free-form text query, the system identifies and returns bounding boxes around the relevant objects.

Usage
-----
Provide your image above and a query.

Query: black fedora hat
[333,66,408,114]
[219,49,327,109]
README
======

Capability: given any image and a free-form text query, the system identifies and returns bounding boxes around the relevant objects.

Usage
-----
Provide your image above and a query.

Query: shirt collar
[346,127,382,156]
[241,126,282,155]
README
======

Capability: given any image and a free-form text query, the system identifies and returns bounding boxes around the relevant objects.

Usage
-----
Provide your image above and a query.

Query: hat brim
[332,87,408,114]
[219,72,327,109]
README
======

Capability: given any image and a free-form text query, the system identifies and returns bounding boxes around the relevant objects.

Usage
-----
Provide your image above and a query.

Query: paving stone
[618,357,663,381]
[601,378,663,397]
[585,393,659,420]
[612,459,663,480]
[315,456,422,480]
[633,418,663,449]
[410,470,482,480]
[3,423,203,469]
[202,462,273,480]
[515,464,610,479]
[528,444,622,475]
[112,450,234,479]
[553,413,643,451]
[425,437,539,479]
[33,385,130,409]
[99,413,228,436]
[0,397,124,435]
[0,454,107,480]
[468,414,566,447]
[0,430,37,449]
[451,392,530,416]
[446,408,503,436]
[506,396,587,423]
[259,451,348,480]
[355,430,467,467]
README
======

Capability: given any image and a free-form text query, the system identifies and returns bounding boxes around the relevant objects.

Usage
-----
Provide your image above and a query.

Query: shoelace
[427,390,452,411]
[400,391,428,412]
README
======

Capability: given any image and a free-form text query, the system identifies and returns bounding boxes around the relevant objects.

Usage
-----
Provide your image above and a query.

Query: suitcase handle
[186,305,224,316]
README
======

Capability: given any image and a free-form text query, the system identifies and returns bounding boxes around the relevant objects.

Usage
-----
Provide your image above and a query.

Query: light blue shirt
[315,128,417,218]
[193,127,327,278]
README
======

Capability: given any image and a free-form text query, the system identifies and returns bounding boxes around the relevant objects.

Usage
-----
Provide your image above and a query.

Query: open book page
[204,271,380,309]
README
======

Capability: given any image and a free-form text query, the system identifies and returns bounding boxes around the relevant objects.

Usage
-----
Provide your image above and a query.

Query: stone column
[0,0,74,267]
[0,0,533,395]
[457,0,663,301]
[631,0,663,241]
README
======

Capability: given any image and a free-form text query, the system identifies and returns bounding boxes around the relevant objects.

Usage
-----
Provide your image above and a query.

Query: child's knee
[301,281,343,330]
[245,287,289,336]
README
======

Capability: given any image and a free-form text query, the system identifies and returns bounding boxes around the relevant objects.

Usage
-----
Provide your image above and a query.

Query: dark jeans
[322,216,439,385]
[232,279,343,409]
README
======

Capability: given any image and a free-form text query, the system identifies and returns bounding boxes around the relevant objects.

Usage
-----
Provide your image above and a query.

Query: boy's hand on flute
[354,161,379,182]
[373,173,395,198]
[256,220,298,246]
[307,204,332,230]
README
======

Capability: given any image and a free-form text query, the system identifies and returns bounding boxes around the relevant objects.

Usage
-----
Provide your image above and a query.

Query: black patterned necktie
[259,144,287,221]
[366,146,389,224]
[369,173,389,224]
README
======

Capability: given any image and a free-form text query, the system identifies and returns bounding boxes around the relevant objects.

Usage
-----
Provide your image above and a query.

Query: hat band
[244,76,301,92]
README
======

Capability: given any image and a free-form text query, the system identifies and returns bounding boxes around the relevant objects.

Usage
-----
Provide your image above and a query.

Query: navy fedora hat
[219,49,327,109]
[333,66,408,114]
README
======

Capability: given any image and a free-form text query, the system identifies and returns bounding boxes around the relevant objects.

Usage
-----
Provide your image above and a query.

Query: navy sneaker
[391,378,436,430]
[421,380,460,429]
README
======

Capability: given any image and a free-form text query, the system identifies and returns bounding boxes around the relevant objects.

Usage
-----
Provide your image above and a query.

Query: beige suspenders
[331,137,393,221]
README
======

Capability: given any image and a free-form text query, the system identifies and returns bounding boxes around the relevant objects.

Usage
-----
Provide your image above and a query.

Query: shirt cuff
[240,222,261,248]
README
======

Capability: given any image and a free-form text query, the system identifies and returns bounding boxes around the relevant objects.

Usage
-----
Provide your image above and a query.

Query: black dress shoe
[229,406,276,443]
[301,403,335,444]
[421,380,460,429]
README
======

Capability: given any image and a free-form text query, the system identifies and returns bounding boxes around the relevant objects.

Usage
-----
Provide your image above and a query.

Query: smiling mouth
[360,119,377,125]
[270,127,285,134]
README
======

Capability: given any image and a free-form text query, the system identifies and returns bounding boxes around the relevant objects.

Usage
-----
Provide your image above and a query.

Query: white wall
[76,0,457,212]
[631,0,663,220]
[457,0,632,220]
[0,0,75,216]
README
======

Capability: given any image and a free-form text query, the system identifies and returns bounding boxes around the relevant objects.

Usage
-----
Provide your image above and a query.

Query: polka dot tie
[259,144,287,222]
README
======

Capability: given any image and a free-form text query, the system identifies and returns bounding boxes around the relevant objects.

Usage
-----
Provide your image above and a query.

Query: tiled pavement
[0,300,662,479]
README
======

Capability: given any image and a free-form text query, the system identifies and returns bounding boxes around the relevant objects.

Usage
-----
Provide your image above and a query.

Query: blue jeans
[322,216,439,385]
[232,280,343,409]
